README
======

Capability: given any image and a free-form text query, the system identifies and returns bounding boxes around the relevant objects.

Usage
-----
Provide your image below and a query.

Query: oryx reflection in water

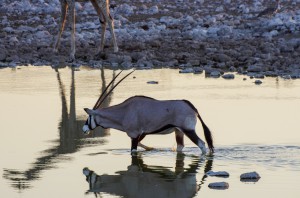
[83,153,213,198]
[3,67,113,191]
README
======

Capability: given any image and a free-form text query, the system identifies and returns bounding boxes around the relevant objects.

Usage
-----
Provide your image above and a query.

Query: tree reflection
[3,67,113,192]
[83,153,213,198]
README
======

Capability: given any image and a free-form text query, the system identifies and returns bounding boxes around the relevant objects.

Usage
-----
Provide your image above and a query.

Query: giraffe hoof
[114,47,119,53]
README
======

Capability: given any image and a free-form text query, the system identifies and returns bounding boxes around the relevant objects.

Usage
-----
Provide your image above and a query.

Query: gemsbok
[82,70,214,154]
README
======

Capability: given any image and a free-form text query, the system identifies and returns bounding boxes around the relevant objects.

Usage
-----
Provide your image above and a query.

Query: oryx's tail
[183,100,214,152]
[197,113,214,152]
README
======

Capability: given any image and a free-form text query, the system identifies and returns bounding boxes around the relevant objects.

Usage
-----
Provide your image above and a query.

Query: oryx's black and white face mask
[83,108,99,134]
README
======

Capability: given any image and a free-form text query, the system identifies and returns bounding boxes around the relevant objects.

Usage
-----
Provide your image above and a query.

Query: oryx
[83,70,214,154]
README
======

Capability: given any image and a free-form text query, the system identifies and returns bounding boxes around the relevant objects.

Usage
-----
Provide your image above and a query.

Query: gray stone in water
[206,170,230,177]
[208,182,229,189]
[147,81,158,84]
[240,171,261,182]
[222,73,235,79]
[210,71,221,78]
[193,67,204,74]
[179,68,194,73]
[254,80,263,85]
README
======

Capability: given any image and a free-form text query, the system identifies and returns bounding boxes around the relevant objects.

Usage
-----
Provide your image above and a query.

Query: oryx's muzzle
[82,115,96,135]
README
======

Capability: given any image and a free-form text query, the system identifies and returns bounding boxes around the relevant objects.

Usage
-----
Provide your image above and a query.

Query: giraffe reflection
[83,153,213,198]
[3,68,113,191]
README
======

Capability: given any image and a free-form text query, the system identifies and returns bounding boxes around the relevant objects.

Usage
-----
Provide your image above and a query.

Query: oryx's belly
[146,127,175,135]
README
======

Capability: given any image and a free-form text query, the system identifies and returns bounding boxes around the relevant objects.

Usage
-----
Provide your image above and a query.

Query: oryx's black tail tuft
[197,114,214,152]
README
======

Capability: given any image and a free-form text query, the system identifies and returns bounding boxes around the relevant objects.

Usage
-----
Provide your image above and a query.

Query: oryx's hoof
[201,147,207,155]
[131,149,138,156]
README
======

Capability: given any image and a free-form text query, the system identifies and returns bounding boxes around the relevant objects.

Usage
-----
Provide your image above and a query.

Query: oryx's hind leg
[137,133,154,151]
[182,129,207,154]
[54,1,68,53]
[90,0,106,53]
[175,129,184,152]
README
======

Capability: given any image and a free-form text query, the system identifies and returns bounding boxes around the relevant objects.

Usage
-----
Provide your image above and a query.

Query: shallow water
[0,66,300,198]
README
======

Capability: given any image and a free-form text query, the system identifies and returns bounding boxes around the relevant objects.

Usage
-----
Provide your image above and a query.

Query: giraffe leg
[107,12,118,52]
[68,2,76,61]
[54,1,68,53]
[96,1,118,52]
[90,0,106,53]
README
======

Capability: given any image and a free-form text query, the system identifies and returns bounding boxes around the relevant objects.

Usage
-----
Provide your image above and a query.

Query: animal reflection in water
[83,70,214,155]
[2,68,112,191]
[83,153,213,198]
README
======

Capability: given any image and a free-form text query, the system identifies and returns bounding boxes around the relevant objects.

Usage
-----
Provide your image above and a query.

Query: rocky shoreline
[1,0,300,79]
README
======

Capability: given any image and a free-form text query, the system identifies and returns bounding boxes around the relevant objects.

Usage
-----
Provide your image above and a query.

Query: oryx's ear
[84,108,96,115]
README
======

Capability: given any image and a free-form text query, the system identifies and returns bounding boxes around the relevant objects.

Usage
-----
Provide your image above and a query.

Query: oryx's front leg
[131,137,139,155]
[175,129,184,152]
[137,133,154,151]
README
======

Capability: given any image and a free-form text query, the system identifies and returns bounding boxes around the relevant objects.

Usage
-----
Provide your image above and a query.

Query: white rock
[222,74,235,79]
[240,171,261,181]
[206,170,230,177]
[208,182,229,189]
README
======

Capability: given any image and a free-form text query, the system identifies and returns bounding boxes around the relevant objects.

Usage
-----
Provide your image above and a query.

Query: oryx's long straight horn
[93,70,123,110]
[97,70,135,107]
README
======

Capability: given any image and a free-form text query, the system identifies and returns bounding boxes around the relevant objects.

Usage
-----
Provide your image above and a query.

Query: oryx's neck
[97,106,125,132]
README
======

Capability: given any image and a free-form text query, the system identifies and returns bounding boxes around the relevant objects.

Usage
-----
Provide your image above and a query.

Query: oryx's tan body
[83,96,214,154]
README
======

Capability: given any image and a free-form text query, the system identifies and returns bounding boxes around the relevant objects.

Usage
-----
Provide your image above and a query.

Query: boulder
[222,73,235,79]
[208,182,229,189]
[254,80,263,85]
[206,170,230,177]
[240,171,261,182]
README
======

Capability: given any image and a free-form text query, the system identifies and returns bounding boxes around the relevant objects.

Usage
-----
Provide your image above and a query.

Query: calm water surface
[0,66,300,198]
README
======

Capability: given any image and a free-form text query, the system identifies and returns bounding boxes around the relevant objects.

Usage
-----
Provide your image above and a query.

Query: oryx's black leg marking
[175,130,184,151]
[131,136,139,153]
[182,130,206,153]
[138,133,146,142]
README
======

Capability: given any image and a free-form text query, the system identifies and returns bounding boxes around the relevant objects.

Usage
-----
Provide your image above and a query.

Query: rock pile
[0,0,299,79]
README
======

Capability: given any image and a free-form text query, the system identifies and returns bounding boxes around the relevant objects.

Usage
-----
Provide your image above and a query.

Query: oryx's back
[121,96,197,133]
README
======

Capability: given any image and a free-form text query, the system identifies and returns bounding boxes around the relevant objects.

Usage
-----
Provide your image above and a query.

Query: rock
[247,65,263,72]
[148,6,159,14]
[222,73,235,79]
[254,74,265,79]
[208,182,229,189]
[281,75,291,80]
[179,68,194,73]
[121,61,133,68]
[210,71,221,78]
[0,50,7,61]
[193,67,204,74]
[240,171,261,182]
[254,80,263,85]
[206,170,230,177]
[147,81,158,84]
